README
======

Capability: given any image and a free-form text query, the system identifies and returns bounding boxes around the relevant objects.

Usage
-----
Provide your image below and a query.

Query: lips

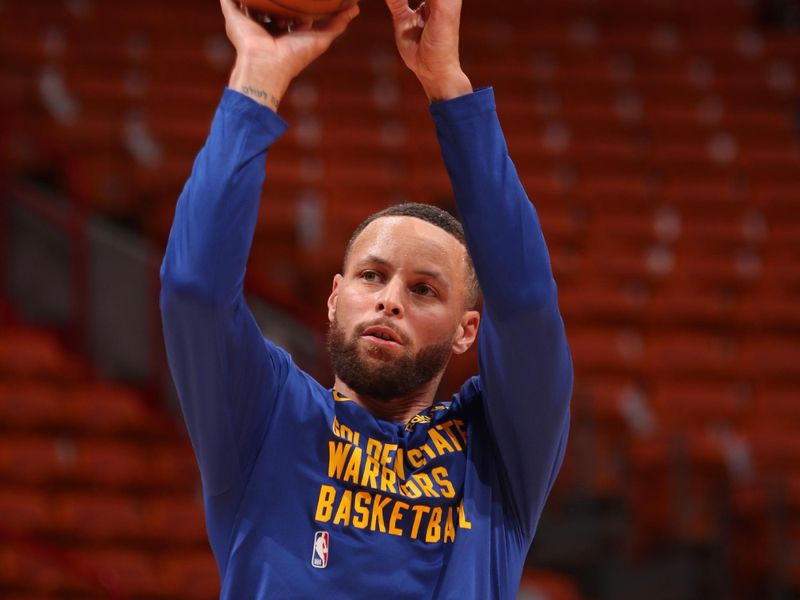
[361,325,403,345]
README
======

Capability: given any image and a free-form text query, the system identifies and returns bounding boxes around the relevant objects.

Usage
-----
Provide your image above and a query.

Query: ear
[327,274,343,323]
[451,310,480,355]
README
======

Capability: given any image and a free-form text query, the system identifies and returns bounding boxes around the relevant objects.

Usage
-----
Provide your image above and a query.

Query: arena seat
[567,326,644,374]
[0,328,85,381]
[0,487,51,534]
[147,443,203,493]
[0,322,210,598]
[70,439,151,489]
[740,336,800,381]
[559,284,649,324]
[0,544,97,598]
[0,435,64,485]
[648,287,739,327]
[648,380,750,431]
[744,424,800,478]
[645,332,739,378]
[0,381,64,432]
[52,491,143,543]
[628,429,731,547]
[78,548,160,598]
[158,551,220,600]
[142,494,208,545]
[752,385,800,426]
[62,382,162,436]
[738,293,800,330]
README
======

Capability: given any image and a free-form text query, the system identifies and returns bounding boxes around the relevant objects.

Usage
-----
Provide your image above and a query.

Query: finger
[384,0,411,20]
[415,0,430,22]
[316,4,360,37]
[426,0,462,22]
[220,0,246,22]
[411,0,428,28]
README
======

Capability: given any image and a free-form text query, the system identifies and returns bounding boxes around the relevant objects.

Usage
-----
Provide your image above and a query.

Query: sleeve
[159,88,293,497]
[430,87,573,538]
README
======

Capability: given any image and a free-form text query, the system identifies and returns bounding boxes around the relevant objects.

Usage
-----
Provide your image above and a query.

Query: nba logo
[311,531,329,568]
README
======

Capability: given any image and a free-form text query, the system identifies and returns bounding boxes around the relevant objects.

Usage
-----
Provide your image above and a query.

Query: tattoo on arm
[240,85,280,110]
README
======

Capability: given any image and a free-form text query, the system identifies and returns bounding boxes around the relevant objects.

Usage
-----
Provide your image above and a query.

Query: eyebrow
[356,254,450,289]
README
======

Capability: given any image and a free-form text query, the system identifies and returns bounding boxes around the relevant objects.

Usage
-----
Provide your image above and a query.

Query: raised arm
[159,0,359,497]
[385,0,572,538]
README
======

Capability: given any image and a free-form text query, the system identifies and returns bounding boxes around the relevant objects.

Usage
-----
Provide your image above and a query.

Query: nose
[375,277,403,317]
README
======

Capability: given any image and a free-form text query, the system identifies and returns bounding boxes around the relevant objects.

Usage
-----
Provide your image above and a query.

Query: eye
[412,283,437,297]
[360,270,382,283]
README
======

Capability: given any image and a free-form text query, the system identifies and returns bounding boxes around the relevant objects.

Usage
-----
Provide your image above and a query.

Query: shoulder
[444,375,485,427]
[264,342,335,415]
[450,375,483,409]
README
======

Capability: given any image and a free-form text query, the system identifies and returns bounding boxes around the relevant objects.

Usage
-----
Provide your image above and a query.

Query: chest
[249,401,479,547]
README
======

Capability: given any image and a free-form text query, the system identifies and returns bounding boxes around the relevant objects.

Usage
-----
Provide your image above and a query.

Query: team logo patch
[312,531,329,568]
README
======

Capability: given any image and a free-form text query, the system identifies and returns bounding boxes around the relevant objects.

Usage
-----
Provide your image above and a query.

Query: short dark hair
[343,203,480,310]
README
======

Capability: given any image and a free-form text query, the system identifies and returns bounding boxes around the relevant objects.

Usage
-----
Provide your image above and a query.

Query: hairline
[342,214,480,310]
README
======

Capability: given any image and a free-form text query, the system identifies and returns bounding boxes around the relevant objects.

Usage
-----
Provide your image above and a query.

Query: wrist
[228,58,293,111]
[420,71,473,103]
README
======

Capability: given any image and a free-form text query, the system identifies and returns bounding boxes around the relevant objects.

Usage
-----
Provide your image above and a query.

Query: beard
[326,317,453,402]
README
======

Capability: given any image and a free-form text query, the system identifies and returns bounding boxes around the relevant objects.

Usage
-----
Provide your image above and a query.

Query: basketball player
[160,0,573,596]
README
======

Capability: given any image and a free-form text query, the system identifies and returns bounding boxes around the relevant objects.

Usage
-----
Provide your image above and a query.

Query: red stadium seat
[629,429,731,548]
[645,332,739,378]
[0,380,64,432]
[143,494,208,545]
[71,439,150,488]
[568,326,645,374]
[0,435,64,485]
[62,382,160,436]
[159,550,220,600]
[0,328,85,381]
[0,545,96,597]
[648,287,738,326]
[740,336,800,381]
[148,442,202,492]
[752,385,800,427]
[52,492,143,542]
[559,284,649,323]
[0,487,51,533]
[79,548,160,598]
[744,424,800,478]
[648,380,750,431]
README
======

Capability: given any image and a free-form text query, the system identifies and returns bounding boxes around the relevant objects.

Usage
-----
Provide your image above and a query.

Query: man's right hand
[221,0,360,111]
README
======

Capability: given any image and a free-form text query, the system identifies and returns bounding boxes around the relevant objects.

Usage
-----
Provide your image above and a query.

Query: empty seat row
[0,487,206,545]
[0,434,197,491]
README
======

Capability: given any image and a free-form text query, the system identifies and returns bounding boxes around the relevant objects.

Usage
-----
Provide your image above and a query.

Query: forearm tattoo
[240,85,280,110]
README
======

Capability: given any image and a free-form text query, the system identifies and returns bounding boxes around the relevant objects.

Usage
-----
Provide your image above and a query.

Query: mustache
[355,319,409,345]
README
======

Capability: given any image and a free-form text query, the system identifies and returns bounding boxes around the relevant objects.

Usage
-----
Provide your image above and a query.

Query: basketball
[242,0,359,19]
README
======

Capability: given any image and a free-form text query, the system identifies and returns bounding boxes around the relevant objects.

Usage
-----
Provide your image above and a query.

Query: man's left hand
[384,0,473,102]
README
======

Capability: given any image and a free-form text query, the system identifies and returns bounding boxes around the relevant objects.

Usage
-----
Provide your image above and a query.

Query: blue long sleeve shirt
[160,87,572,599]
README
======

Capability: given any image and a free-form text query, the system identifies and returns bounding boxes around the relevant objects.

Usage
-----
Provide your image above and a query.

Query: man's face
[326,216,479,401]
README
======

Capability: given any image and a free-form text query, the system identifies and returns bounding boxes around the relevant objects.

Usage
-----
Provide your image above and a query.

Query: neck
[332,374,444,424]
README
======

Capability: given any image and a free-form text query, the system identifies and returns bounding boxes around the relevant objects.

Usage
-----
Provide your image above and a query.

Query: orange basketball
[243,0,359,19]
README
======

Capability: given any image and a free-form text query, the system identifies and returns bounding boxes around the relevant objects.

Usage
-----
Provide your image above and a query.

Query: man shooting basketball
[160,0,573,596]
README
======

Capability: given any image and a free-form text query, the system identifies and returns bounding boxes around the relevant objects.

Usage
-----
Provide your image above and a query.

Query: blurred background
[1,0,799,598]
